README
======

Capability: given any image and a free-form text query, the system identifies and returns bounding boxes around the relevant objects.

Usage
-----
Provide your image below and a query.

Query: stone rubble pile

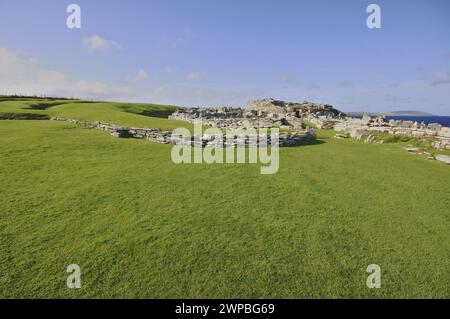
[169,98,345,132]
[401,146,450,164]
[246,98,345,118]
[330,114,450,150]
[169,106,303,130]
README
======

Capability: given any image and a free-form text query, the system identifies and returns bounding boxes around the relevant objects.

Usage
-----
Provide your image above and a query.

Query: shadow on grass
[0,95,79,102]
[130,109,175,119]
[26,102,69,110]
[285,138,326,148]
[0,113,50,120]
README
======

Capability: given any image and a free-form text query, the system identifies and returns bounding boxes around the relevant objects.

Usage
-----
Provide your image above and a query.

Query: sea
[352,116,450,127]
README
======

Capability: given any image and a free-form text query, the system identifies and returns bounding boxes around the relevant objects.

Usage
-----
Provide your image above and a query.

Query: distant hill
[380,110,434,116]
[346,112,377,117]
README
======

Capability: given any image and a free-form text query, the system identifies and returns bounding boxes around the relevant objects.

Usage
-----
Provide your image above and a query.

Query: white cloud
[0,47,263,106]
[84,35,121,52]
[146,85,265,106]
[0,47,129,100]
[134,69,148,81]
[187,72,206,81]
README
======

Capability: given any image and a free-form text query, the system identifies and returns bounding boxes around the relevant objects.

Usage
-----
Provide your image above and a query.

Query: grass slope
[0,117,449,298]
[0,98,191,131]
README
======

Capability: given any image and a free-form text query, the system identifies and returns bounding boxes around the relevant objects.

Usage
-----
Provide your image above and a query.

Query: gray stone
[361,113,371,123]
[405,147,422,153]
[365,135,377,143]
[435,154,450,164]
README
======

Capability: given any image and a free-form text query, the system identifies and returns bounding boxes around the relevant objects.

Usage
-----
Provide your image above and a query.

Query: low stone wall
[172,131,314,148]
[50,117,315,147]
[51,117,175,143]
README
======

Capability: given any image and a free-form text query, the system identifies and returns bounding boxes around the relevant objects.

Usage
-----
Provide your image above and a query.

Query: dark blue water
[352,116,450,127]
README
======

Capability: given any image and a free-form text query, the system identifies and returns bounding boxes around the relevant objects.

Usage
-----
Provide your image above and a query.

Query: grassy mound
[0,97,190,131]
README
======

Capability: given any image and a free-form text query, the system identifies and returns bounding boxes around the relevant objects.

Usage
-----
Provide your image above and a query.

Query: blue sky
[1,0,449,114]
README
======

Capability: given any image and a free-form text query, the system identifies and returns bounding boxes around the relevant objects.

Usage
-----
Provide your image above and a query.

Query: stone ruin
[169,98,345,131]
[169,98,450,150]
[246,98,345,119]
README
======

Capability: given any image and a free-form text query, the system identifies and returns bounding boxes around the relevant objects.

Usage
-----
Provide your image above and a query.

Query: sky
[0,0,450,114]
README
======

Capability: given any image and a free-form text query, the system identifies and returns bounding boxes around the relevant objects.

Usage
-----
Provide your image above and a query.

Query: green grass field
[0,98,449,298]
